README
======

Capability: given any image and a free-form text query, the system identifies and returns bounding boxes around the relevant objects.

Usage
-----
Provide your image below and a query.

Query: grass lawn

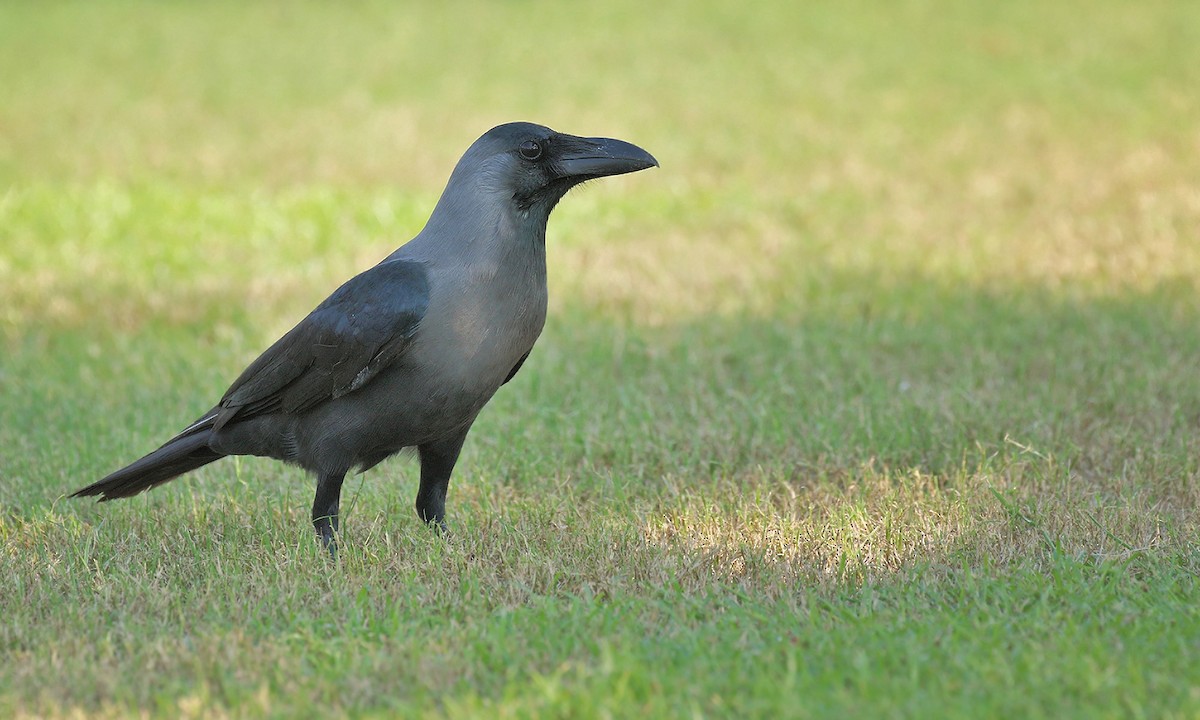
[2,0,1199,717]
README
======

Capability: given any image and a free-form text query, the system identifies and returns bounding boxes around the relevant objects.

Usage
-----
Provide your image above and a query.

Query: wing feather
[212,259,429,431]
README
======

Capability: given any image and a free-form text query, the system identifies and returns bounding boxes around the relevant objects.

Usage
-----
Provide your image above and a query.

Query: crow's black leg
[416,432,468,532]
[312,470,346,556]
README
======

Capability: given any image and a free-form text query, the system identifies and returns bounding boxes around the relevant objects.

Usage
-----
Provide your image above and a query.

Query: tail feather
[73,429,224,501]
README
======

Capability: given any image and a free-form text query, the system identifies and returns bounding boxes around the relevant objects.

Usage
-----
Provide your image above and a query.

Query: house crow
[71,122,657,552]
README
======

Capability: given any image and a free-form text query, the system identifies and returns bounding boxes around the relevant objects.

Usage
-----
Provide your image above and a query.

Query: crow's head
[448,122,658,218]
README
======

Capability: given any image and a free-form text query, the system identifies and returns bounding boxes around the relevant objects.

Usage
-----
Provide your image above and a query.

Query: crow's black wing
[211,259,429,431]
[502,350,531,386]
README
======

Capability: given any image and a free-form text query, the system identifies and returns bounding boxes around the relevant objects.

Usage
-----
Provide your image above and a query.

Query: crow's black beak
[554,136,659,179]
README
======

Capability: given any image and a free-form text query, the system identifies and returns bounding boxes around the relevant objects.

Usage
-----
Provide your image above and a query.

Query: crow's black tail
[72,425,224,501]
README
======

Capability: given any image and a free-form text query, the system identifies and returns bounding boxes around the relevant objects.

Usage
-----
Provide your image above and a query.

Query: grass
[2,0,1200,717]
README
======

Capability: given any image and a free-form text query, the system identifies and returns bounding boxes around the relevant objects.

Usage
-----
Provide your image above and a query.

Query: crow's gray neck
[399,179,551,268]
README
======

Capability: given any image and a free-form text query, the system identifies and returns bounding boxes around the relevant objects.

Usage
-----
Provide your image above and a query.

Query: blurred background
[4,0,1199,489]
[2,1,1200,714]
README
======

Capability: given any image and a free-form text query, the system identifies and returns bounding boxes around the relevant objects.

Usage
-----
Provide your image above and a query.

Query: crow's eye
[518,140,544,161]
